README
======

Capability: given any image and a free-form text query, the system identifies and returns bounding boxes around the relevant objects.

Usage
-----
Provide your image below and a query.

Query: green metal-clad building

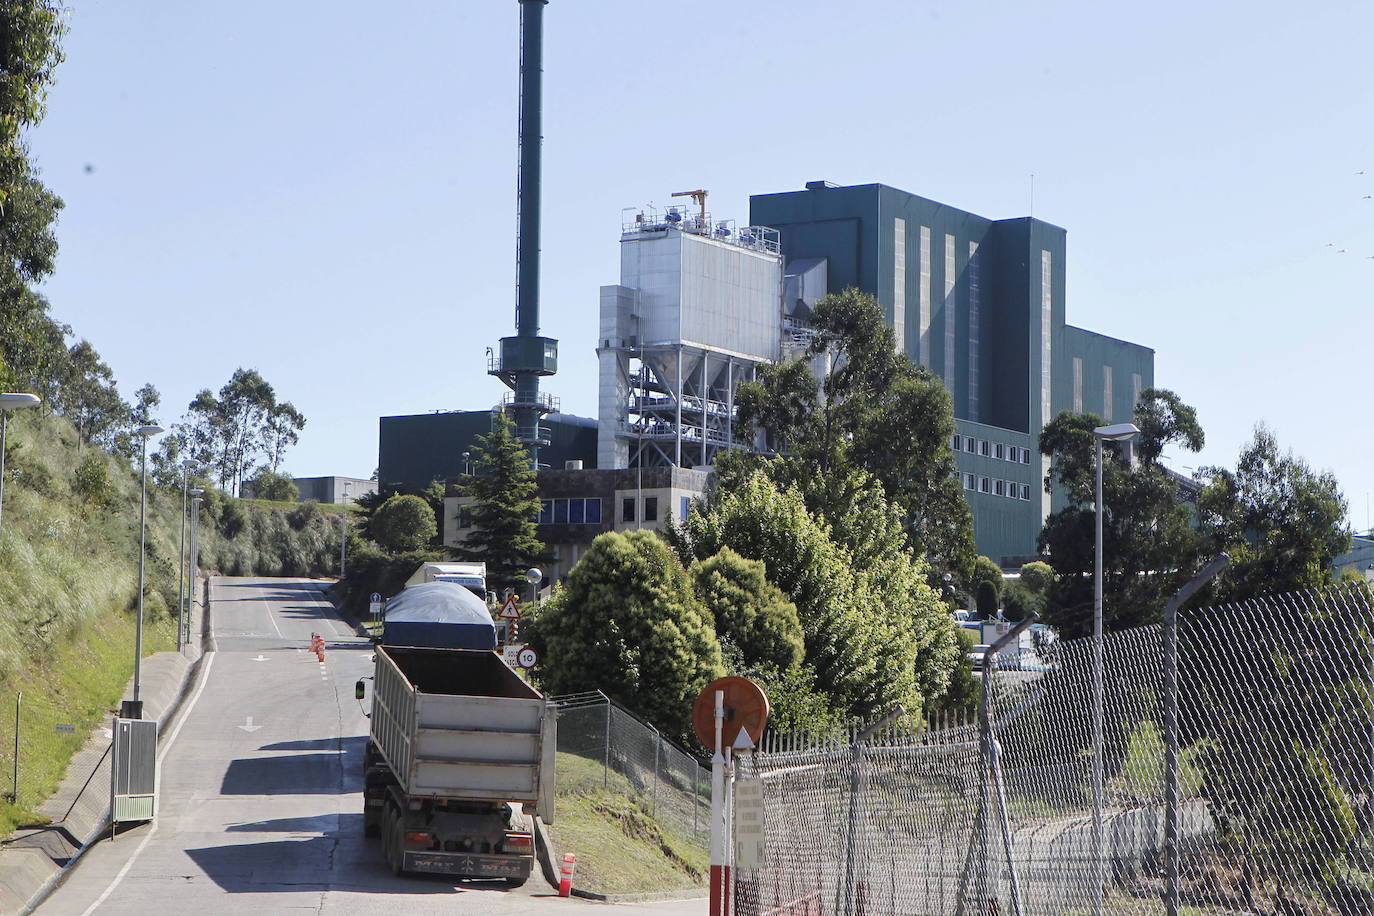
[751,181,1154,564]
[377,411,598,492]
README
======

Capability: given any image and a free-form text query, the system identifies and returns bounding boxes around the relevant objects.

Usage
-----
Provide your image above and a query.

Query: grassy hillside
[0,408,340,834]
[549,752,708,896]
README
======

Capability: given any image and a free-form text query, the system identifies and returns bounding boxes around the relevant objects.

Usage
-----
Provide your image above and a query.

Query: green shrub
[72,452,114,506]
[247,468,298,502]
[372,494,437,553]
[287,500,319,531]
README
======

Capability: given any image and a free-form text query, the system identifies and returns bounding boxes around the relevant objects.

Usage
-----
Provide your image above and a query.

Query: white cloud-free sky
[26,1,1374,527]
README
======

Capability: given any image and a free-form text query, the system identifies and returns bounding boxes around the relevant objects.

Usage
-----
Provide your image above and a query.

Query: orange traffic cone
[558,853,576,897]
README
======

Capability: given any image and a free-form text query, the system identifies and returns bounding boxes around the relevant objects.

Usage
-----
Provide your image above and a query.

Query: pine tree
[451,411,544,595]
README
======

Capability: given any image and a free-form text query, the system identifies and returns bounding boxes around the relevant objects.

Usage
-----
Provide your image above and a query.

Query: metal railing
[735,581,1374,916]
[553,690,710,847]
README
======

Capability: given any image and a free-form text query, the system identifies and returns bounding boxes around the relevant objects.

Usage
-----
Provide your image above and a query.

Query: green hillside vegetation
[550,752,707,896]
[0,408,340,835]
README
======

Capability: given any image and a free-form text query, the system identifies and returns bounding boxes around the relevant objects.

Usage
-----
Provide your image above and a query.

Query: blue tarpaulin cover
[382,581,497,650]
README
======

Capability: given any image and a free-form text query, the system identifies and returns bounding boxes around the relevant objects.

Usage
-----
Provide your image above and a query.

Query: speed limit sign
[516,646,539,669]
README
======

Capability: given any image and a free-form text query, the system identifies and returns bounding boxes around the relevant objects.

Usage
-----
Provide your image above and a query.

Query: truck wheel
[363,807,379,837]
[380,806,393,862]
[503,877,528,889]
[387,811,406,876]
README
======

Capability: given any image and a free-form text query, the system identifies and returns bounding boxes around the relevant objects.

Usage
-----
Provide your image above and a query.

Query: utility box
[111,717,157,823]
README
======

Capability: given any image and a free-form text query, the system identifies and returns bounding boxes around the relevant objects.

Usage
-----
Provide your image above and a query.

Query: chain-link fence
[736,581,1374,916]
[553,691,710,847]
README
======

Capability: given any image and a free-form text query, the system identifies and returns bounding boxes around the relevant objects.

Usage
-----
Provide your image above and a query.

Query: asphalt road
[36,576,693,916]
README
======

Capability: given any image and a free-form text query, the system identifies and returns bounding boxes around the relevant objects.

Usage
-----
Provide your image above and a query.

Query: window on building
[964,473,976,490]
[1021,483,1032,501]
[537,501,552,525]
[585,498,602,524]
[994,479,1005,496]
[1022,448,1032,464]
[980,440,990,457]
[644,497,658,522]
[994,443,1005,460]
[964,436,976,452]
[680,496,690,520]
[569,498,585,524]
[554,499,569,524]
[951,433,961,451]
[979,477,990,493]
[622,498,635,523]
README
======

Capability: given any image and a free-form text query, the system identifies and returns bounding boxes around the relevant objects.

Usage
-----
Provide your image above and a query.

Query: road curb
[532,814,561,891]
[8,574,214,915]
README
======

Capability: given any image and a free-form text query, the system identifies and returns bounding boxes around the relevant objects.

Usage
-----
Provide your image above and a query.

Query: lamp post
[525,567,542,611]
[0,393,41,541]
[339,481,352,580]
[1091,421,1139,916]
[175,462,196,652]
[185,486,203,646]
[129,424,164,718]
[463,451,471,476]
[188,493,204,648]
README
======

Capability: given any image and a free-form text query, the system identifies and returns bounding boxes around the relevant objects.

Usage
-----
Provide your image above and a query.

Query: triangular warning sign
[499,596,522,620]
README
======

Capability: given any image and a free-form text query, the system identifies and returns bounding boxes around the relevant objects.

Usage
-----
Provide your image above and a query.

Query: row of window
[952,434,1032,465]
[963,473,1033,501]
[473,495,697,528]
[538,498,603,525]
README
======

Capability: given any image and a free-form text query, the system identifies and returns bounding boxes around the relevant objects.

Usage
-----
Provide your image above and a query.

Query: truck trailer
[357,634,554,884]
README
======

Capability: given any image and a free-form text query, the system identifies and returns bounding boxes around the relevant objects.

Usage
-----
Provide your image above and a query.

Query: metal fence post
[843,706,905,916]
[10,692,20,805]
[1162,554,1228,916]
[694,762,700,835]
[603,698,612,788]
[651,724,661,815]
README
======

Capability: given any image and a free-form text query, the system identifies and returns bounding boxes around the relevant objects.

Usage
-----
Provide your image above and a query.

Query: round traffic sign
[370,592,382,603]
[692,676,769,751]
[517,646,539,669]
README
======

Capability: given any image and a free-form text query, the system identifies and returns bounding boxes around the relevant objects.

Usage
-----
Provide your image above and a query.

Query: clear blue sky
[27,1,1374,528]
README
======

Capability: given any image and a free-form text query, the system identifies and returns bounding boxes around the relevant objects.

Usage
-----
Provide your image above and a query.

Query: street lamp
[184,486,204,647]
[175,462,197,652]
[339,481,352,580]
[1091,421,1139,916]
[463,451,471,475]
[524,567,542,609]
[0,393,41,541]
[128,423,164,719]
[189,493,204,646]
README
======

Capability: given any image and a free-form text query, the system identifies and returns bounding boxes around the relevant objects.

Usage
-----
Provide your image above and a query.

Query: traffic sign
[734,777,765,868]
[692,676,770,751]
[368,599,384,619]
[517,646,539,669]
[504,644,522,667]
[370,592,382,604]
[499,595,522,620]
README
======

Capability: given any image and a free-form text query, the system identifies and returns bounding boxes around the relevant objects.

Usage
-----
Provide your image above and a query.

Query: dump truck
[356,582,554,885]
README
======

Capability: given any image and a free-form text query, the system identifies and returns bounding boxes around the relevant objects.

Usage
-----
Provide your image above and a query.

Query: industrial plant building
[383,179,1156,571]
[593,181,1154,565]
[376,411,596,493]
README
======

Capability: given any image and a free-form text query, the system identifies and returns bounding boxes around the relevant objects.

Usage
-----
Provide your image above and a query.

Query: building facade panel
[751,181,1149,565]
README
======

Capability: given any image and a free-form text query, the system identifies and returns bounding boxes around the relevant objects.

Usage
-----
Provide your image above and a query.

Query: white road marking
[79,651,218,916]
[236,716,262,733]
[262,586,284,639]
[251,655,268,662]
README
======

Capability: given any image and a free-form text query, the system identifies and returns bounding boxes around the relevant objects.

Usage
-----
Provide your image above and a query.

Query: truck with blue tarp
[357,581,554,885]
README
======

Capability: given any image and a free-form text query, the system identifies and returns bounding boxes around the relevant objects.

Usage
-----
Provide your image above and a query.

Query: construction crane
[672,189,708,223]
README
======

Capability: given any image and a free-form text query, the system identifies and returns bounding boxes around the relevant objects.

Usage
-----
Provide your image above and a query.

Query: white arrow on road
[237,717,262,733]
[251,655,269,662]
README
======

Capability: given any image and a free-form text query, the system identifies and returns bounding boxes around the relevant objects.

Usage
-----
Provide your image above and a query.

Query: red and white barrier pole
[710,689,726,916]
[558,852,576,897]
[724,742,735,916]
